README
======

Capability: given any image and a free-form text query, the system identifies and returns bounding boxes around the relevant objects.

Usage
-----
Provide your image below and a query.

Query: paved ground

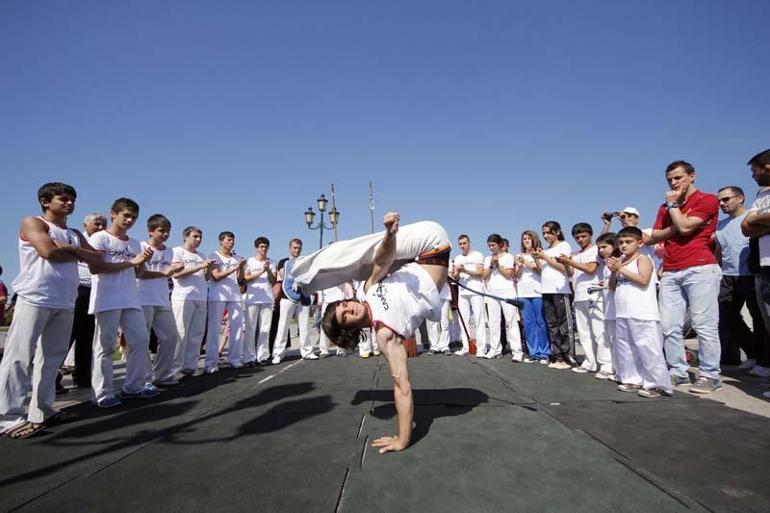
[1,328,769,513]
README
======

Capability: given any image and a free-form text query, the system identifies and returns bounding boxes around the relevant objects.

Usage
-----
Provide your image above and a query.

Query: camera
[602,211,620,221]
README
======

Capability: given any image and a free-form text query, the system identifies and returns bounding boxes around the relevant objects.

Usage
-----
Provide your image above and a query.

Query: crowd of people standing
[1,151,769,439]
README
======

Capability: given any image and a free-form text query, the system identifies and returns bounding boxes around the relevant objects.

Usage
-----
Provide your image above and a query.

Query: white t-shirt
[245,257,276,304]
[137,242,172,307]
[453,250,484,296]
[748,187,770,267]
[365,263,440,339]
[484,253,516,297]
[600,262,616,321]
[89,230,142,314]
[171,247,208,301]
[515,253,541,298]
[540,241,572,295]
[208,251,242,302]
[572,245,600,302]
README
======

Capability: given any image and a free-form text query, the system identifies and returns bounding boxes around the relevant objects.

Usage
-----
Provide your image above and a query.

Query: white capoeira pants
[0,300,73,429]
[426,299,451,351]
[574,299,612,373]
[273,299,311,359]
[292,221,451,294]
[92,308,150,402]
[484,294,522,358]
[604,319,617,376]
[457,294,485,353]
[171,299,207,374]
[244,303,273,363]
[142,306,179,383]
[614,318,672,392]
[206,300,245,369]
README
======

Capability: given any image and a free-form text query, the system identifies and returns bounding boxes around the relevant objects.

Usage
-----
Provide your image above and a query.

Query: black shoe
[55,383,69,395]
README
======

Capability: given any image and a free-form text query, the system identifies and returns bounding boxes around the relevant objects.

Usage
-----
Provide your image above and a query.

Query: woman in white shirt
[515,230,551,363]
[533,221,574,369]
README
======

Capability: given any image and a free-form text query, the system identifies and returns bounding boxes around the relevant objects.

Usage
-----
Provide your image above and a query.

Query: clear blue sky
[1,1,768,290]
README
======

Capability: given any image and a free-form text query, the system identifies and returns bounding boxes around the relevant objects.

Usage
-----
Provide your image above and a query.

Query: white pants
[574,299,611,373]
[171,299,207,374]
[273,299,311,358]
[293,221,450,293]
[614,318,672,392]
[426,300,451,351]
[457,294,485,353]
[143,306,179,383]
[244,303,273,363]
[206,300,245,369]
[484,295,522,358]
[605,319,617,376]
[92,308,150,402]
[358,328,378,356]
[0,299,73,428]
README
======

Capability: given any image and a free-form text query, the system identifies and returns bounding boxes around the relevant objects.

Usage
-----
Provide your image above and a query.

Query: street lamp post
[304,193,340,249]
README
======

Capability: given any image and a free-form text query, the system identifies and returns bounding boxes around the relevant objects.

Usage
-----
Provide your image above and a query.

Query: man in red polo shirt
[648,160,721,394]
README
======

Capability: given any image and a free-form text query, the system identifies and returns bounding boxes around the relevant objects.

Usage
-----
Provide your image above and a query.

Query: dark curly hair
[321,299,366,350]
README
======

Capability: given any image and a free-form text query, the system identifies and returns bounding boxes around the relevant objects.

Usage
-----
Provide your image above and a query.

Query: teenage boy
[481,234,523,360]
[0,183,101,438]
[243,237,277,366]
[648,160,721,393]
[450,234,485,356]
[171,227,215,376]
[206,231,246,372]
[272,238,312,364]
[557,223,611,377]
[608,227,672,398]
[89,198,157,407]
[137,215,185,385]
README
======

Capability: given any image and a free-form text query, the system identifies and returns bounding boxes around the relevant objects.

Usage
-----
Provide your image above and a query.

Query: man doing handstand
[306,212,450,453]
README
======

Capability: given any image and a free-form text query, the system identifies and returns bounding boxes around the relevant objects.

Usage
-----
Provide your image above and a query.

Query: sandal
[3,421,48,440]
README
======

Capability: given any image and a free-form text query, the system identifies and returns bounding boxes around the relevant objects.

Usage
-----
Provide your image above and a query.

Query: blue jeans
[520,297,551,359]
[659,264,721,380]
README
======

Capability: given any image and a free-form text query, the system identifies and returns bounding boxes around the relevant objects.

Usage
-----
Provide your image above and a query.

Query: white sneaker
[454,350,468,356]
[572,367,589,374]
[511,354,524,363]
[373,350,381,356]
[271,356,281,365]
[539,359,550,365]
[749,365,770,377]
[318,352,330,359]
[204,366,218,374]
[551,361,572,370]
[740,359,757,370]
[594,371,611,380]
[763,391,770,399]
[303,354,319,360]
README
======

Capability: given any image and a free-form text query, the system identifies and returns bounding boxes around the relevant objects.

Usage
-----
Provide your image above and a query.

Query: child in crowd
[206,231,246,372]
[534,221,574,369]
[137,214,184,386]
[171,227,214,376]
[558,223,612,377]
[482,234,523,360]
[608,227,672,398]
[514,230,550,364]
[595,232,619,380]
[243,237,277,366]
[89,198,156,407]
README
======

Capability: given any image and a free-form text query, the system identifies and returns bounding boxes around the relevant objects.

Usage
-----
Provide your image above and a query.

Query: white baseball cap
[622,207,640,216]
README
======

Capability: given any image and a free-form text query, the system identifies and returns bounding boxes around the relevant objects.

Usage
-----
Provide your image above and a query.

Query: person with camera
[600,207,641,235]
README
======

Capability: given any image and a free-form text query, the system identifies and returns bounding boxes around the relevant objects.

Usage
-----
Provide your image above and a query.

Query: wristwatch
[666,201,680,210]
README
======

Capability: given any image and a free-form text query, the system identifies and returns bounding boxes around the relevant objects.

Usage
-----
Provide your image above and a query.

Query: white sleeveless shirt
[12,217,80,309]
[365,263,440,339]
[614,255,659,321]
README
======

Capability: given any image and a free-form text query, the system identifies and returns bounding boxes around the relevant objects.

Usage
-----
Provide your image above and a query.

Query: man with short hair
[648,160,721,394]
[740,149,770,386]
[243,237,277,366]
[481,234,523,360]
[206,231,246,372]
[450,234,485,356]
[89,198,157,407]
[715,186,766,370]
[0,183,102,438]
[272,238,313,364]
